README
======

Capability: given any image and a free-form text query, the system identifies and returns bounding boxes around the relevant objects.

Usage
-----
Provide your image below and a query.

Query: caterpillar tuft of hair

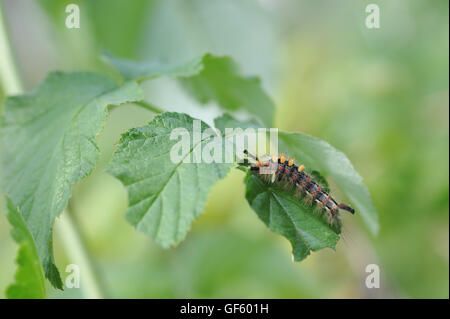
[242,149,354,225]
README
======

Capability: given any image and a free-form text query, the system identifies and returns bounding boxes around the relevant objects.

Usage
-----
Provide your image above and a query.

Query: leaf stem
[0,2,105,299]
[133,100,164,114]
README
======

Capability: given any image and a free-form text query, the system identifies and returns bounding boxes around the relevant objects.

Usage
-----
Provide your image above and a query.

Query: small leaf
[5,198,46,299]
[104,53,275,126]
[107,112,232,248]
[0,72,144,288]
[245,173,340,261]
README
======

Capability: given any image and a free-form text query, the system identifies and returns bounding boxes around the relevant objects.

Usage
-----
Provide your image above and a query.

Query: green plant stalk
[0,1,104,299]
[0,2,23,95]
[57,209,104,298]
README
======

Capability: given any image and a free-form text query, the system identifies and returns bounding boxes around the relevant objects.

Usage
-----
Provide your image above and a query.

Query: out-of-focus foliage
[105,53,275,126]
[178,55,274,126]
[0,0,448,298]
[103,52,204,82]
[38,0,155,59]
[276,0,449,298]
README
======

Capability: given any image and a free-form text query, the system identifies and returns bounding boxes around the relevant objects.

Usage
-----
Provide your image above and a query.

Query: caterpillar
[242,149,354,225]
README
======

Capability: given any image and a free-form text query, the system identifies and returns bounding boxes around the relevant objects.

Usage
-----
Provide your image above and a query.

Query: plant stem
[58,208,104,299]
[0,2,23,94]
[0,1,105,299]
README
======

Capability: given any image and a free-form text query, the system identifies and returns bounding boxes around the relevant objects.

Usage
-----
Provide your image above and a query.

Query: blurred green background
[0,0,448,298]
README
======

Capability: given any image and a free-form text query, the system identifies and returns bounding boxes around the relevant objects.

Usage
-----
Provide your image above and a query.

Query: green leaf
[107,112,231,248]
[5,198,46,299]
[278,132,379,235]
[178,54,274,127]
[0,72,143,288]
[103,51,204,82]
[104,53,275,126]
[245,172,340,261]
[214,113,378,249]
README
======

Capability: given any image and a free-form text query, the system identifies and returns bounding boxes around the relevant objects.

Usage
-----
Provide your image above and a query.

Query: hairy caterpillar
[242,150,355,225]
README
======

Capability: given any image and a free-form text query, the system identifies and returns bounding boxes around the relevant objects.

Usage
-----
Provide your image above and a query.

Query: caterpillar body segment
[243,150,355,225]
